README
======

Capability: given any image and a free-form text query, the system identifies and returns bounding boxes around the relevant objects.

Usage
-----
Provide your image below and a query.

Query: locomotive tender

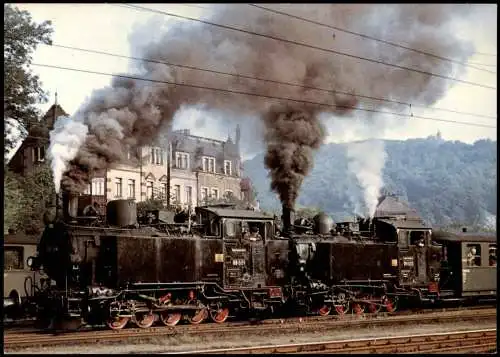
[25,193,496,329]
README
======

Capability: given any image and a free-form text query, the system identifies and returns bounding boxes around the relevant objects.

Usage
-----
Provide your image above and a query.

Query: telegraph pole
[166,136,171,210]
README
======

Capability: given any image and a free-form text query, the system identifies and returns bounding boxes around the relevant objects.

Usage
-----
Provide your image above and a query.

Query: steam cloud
[346,140,387,217]
[51,4,474,208]
[48,115,88,193]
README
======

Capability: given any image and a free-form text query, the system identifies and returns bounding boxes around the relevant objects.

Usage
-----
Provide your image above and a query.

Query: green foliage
[4,169,24,234]
[4,4,53,157]
[204,191,251,209]
[136,198,168,217]
[295,206,322,219]
[244,137,497,229]
[4,164,55,235]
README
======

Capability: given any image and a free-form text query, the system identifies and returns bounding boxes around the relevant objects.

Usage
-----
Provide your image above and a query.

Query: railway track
[173,329,497,354]
[4,307,496,350]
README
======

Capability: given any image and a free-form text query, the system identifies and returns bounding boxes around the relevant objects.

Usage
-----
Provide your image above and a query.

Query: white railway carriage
[4,233,45,317]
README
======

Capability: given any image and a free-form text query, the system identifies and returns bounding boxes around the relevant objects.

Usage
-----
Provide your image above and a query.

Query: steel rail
[172,329,497,354]
[4,308,496,349]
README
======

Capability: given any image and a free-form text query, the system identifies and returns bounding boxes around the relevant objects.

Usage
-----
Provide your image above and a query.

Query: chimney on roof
[235,124,241,153]
[462,227,467,233]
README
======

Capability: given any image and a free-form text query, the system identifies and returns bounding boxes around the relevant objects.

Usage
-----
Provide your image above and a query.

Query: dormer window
[224,160,232,175]
[176,152,190,169]
[202,156,216,173]
[32,146,45,163]
[150,147,164,165]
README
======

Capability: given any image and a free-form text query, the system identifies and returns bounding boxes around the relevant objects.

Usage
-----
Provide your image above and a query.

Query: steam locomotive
[16,192,497,330]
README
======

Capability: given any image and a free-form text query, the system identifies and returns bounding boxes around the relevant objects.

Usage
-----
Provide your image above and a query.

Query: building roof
[171,129,240,160]
[199,206,273,220]
[378,218,432,230]
[374,195,421,219]
[42,104,68,130]
[432,230,497,243]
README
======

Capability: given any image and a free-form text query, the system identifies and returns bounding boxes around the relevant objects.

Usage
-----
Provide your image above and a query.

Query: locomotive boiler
[26,192,496,330]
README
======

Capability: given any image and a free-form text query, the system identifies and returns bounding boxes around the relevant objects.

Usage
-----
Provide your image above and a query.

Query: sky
[9,3,498,161]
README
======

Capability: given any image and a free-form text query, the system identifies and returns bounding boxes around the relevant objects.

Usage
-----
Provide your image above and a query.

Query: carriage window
[225,220,240,238]
[466,244,481,267]
[489,244,497,267]
[5,246,24,270]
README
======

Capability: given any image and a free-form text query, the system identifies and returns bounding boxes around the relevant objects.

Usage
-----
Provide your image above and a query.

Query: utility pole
[166,136,171,210]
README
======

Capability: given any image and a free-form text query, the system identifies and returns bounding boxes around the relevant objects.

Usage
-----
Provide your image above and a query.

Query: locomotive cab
[377,218,442,301]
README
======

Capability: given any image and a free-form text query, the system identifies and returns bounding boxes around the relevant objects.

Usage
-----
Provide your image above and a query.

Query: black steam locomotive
[22,193,496,330]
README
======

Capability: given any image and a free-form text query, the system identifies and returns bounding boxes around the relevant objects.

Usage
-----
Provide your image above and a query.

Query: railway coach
[433,229,496,302]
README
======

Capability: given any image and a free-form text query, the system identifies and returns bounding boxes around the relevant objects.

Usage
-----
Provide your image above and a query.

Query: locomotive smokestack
[282,205,295,237]
[62,191,79,221]
[56,192,63,221]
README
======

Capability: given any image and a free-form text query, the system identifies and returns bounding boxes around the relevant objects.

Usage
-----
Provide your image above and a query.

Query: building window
[224,160,232,175]
[202,156,216,173]
[146,181,154,199]
[185,186,192,206]
[126,147,135,161]
[224,190,234,199]
[128,179,135,199]
[176,152,190,169]
[211,188,219,199]
[32,146,45,163]
[173,185,181,203]
[115,178,123,198]
[466,244,481,267]
[85,178,105,195]
[151,147,164,165]
[201,187,209,203]
[160,183,167,199]
[5,246,24,270]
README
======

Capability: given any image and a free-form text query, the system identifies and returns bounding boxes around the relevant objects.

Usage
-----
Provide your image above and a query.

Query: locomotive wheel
[382,295,399,313]
[159,311,182,327]
[210,307,230,323]
[366,296,382,314]
[135,312,155,328]
[333,294,350,316]
[334,303,348,316]
[351,302,365,316]
[188,308,208,325]
[106,316,130,330]
[317,304,332,317]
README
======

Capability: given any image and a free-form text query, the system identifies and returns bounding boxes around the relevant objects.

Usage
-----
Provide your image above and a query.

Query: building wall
[171,168,198,208]
[107,166,141,201]
[197,172,242,205]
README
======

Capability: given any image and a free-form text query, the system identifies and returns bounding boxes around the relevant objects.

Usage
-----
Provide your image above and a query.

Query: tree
[4,164,55,235]
[4,4,53,157]
[4,169,24,234]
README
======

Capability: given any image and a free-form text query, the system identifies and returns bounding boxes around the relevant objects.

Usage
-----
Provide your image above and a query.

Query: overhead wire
[42,42,497,121]
[28,62,496,129]
[113,4,497,91]
[248,4,497,74]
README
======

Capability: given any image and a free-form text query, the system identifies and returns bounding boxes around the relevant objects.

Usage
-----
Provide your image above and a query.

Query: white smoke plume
[48,115,89,193]
[346,139,387,218]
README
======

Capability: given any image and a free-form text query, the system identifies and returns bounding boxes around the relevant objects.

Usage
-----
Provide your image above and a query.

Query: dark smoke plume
[264,105,325,209]
[52,4,475,206]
